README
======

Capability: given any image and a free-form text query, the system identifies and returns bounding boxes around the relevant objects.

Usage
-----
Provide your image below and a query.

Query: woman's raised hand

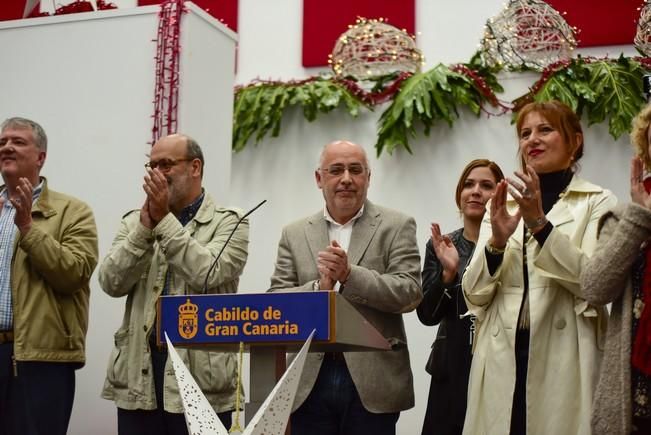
[431,223,459,284]
[489,180,521,248]
[507,165,546,229]
[630,156,651,209]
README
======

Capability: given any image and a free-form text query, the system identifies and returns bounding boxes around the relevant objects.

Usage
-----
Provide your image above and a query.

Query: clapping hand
[631,156,651,209]
[430,223,459,284]
[142,168,170,225]
[489,179,521,248]
[10,177,34,234]
[507,165,545,227]
[317,240,351,290]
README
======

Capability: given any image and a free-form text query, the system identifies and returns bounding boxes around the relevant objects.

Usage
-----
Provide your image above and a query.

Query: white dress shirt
[322,205,364,292]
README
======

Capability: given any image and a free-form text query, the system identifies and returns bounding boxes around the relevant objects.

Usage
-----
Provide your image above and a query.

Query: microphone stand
[201,199,267,292]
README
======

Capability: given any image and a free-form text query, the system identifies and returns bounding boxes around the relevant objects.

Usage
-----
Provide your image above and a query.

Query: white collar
[323,204,365,226]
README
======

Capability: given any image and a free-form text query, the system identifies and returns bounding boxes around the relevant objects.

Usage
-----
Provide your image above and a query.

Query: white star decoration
[165,330,314,435]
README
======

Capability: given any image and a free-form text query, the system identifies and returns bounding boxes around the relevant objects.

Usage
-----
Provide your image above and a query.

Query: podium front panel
[158,292,332,347]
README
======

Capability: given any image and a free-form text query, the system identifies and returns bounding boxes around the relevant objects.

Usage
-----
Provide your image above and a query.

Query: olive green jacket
[8,178,98,364]
[99,193,248,413]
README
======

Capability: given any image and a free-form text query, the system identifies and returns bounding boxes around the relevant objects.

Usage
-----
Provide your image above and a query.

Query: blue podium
[158,291,391,425]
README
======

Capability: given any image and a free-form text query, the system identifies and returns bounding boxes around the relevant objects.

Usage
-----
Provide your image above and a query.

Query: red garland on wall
[0,0,117,21]
[52,0,117,15]
[151,0,185,144]
[138,0,238,31]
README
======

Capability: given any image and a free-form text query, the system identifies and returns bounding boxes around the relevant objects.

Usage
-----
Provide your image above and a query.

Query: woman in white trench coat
[461,100,617,435]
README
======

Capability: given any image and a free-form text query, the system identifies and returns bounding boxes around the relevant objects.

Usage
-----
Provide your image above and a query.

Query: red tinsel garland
[151,0,185,144]
[336,72,412,106]
[236,72,412,107]
[636,57,651,71]
[32,1,118,17]
[451,65,498,106]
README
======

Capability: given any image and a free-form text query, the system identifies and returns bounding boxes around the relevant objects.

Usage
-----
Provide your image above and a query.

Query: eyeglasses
[319,163,367,176]
[145,158,193,171]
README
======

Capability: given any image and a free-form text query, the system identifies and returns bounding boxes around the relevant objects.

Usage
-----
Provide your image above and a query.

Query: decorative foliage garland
[375,63,503,155]
[515,56,647,140]
[232,75,426,152]
[232,77,368,152]
[230,0,651,156]
[233,55,651,156]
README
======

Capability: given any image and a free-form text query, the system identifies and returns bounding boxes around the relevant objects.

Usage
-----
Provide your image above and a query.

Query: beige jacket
[581,203,651,435]
[269,201,422,414]
[462,176,616,435]
[99,194,248,413]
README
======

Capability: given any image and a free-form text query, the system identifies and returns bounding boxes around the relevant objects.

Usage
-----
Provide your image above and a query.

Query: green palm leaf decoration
[520,56,647,139]
[375,63,502,156]
[232,78,367,152]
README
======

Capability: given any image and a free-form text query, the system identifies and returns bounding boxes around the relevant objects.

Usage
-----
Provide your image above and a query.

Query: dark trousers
[118,408,232,435]
[291,355,400,435]
[118,341,232,435]
[510,329,530,435]
[633,416,651,434]
[0,342,76,435]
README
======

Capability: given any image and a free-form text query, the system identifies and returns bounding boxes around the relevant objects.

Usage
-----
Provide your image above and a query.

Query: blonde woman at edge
[461,100,617,435]
[581,104,651,435]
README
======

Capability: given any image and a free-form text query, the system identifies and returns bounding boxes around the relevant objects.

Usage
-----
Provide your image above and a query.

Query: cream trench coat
[461,176,616,435]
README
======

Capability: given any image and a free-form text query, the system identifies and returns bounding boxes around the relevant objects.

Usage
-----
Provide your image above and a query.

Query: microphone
[202,199,267,292]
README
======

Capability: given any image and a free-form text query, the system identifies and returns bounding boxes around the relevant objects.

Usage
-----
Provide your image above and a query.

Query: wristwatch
[485,241,506,255]
[524,215,548,230]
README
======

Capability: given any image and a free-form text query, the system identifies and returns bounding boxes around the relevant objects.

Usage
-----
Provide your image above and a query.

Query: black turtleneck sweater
[531,168,574,245]
[486,168,574,274]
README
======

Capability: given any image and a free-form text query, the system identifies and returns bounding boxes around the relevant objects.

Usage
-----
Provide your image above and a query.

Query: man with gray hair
[269,139,422,435]
[99,133,248,435]
[0,117,99,435]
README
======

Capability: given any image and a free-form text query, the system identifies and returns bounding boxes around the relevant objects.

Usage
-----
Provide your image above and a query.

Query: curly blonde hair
[631,103,651,169]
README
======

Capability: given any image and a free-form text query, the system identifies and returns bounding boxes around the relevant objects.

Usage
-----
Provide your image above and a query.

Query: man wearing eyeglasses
[0,117,98,435]
[99,133,249,435]
[269,140,422,435]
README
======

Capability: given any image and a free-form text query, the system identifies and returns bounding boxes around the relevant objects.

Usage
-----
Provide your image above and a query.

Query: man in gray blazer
[269,140,422,435]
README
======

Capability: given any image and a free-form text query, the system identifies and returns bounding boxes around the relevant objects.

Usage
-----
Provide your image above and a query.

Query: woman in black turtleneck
[461,100,617,435]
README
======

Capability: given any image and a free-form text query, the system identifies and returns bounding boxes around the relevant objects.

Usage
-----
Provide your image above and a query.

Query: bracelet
[485,242,506,255]
[524,215,548,230]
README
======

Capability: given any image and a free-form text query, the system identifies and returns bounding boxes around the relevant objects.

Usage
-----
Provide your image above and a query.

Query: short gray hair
[184,135,204,178]
[1,117,47,151]
[317,140,370,170]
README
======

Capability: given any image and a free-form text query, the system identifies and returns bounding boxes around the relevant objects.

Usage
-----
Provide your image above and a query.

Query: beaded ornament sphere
[635,1,651,56]
[329,18,424,80]
[480,0,577,71]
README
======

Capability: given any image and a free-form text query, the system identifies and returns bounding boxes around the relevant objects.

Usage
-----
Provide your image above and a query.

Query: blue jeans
[291,355,399,435]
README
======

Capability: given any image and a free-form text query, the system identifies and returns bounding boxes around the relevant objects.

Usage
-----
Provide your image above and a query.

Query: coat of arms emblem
[178,298,199,339]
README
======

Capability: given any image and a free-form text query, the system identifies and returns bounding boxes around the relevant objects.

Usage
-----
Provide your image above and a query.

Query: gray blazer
[269,200,422,413]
